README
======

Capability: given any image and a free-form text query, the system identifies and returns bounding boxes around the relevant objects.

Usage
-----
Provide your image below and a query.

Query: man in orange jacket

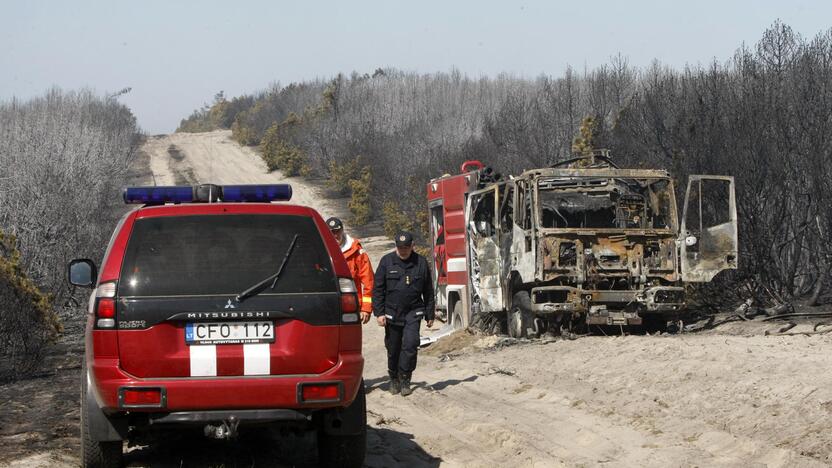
[327,217,374,323]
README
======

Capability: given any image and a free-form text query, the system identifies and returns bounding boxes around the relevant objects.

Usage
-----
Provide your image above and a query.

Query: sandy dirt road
[5,131,832,467]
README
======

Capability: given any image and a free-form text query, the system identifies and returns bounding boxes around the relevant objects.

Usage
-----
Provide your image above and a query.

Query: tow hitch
[204,415,239,440]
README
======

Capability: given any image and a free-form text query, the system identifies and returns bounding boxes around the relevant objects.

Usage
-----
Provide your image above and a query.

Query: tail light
[119,387,166,408]
[338,277,359,323]
[95,281,117,328]
[298,382,341,403]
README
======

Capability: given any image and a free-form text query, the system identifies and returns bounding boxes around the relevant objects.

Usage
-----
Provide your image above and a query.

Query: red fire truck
[426,161,484,332]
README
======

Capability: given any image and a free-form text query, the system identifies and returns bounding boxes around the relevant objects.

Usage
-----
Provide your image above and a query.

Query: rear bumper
[148,409,309,425]
[90,353,363,413]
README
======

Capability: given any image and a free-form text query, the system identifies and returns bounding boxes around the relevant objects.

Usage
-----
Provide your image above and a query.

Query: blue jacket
[372,251,435,324]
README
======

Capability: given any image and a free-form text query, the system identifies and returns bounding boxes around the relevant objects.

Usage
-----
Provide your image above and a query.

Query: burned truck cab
[464,153,738,336]
[530,165,686,328]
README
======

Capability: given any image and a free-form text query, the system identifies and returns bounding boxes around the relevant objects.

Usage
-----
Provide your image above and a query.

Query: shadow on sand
[366,426,442,467]
[366,374,478,394]
[121,421,441,467]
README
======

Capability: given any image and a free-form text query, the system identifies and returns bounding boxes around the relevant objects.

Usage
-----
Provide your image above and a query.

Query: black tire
[508,291,535,338]
[490,314,506,335]
[642,315,668,334]
[451,301,464,330]
[81,373,121,468]
[318,383,367,468]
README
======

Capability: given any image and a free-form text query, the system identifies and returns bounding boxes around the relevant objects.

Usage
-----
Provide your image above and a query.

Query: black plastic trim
[85,368,128,441]
[322,379,366,436]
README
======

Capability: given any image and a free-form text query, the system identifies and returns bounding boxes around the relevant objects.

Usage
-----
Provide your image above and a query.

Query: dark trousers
[384,313,421,377]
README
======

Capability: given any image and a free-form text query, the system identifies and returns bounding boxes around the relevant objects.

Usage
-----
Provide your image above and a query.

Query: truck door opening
[467,187,503,312]
[430,203,446,284]
[680,176,738,282]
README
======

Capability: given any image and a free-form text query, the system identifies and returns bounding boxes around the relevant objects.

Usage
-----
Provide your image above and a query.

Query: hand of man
[360,312,371,324]
[376,315,386,327]
[426,319,434,328]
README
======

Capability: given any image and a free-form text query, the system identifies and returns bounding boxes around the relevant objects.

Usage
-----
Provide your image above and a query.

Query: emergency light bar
[223,184,293,202]
[123,184,293,204]
[123,186,194,204]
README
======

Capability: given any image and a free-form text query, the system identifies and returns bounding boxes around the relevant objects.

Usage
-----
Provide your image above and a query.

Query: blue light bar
[122,184,293,205]
[222,184,292,202]
[123,186,194,204]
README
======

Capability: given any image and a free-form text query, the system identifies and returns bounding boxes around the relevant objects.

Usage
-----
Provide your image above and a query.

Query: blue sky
[1,0,829,134]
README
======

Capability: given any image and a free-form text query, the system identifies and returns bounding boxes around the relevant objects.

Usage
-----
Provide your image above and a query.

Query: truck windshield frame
[535,176,678,233]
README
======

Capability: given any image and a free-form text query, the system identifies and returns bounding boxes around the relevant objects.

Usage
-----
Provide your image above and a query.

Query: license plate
[185,321,274,345]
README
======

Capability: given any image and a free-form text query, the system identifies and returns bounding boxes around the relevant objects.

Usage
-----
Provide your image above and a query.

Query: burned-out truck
[427,152,737,337]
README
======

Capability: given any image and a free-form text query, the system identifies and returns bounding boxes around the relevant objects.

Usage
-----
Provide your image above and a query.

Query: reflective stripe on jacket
[342,235,374,313]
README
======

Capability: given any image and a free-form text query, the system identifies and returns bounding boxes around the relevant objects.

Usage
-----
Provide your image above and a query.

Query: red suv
[68,184,366,468]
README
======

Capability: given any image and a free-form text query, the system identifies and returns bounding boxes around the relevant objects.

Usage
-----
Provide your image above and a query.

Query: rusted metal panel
[529,285,685,315]
[510,223,535,284]
[521,168,672,179]
[473,236,503,311]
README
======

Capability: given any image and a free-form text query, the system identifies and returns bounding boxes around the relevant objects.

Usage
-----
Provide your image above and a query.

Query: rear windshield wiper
[235,234,299,303]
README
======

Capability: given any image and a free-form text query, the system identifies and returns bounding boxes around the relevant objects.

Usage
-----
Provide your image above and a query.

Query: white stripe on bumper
[189,344,217,377]
[244,343,271,375]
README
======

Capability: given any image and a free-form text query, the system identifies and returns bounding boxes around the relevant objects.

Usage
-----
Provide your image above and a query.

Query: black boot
[388,371,400,395]
[400,373,412,397]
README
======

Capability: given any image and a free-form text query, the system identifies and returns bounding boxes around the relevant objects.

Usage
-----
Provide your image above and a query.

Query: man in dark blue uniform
[372,231,435,397]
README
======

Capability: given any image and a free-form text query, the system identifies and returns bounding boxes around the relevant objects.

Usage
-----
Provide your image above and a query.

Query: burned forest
[179,21,832,314]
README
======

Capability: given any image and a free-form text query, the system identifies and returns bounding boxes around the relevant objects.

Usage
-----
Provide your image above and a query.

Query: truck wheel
[81,374,121,468]
[318,383,367,468]
[451,301,464,330]
[508,291,535,338]
[642,315,667,334]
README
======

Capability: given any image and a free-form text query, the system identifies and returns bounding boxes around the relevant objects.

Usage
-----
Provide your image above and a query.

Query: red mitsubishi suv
[68,184,366,468]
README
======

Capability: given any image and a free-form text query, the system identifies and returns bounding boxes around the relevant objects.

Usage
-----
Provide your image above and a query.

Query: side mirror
[685,235,698,246]
[68,259,97,288]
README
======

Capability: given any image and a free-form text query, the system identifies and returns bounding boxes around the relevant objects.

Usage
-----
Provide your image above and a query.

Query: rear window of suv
[119,214,335,297]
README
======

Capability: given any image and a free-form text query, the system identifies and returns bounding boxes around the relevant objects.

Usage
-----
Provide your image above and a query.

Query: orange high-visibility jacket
[341,235,374,313]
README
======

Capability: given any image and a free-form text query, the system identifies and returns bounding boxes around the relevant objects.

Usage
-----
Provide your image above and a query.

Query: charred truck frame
[427,153,738,337]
